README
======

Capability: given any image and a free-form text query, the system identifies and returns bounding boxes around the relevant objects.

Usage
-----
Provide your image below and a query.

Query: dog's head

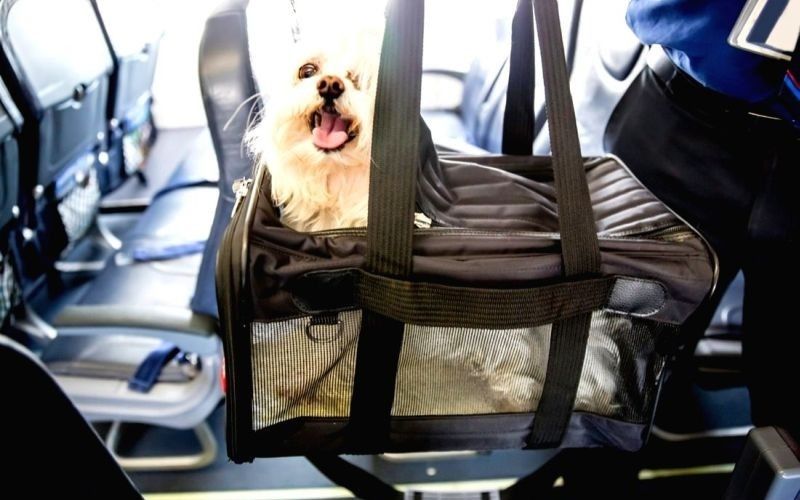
[248,24,382,209]
[275,31,379,154]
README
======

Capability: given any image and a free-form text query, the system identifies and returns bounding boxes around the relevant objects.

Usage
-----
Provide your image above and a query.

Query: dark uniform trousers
[605,55,800,433]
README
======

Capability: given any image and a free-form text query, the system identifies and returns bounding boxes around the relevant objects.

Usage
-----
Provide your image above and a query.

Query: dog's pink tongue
[312,111,349,150]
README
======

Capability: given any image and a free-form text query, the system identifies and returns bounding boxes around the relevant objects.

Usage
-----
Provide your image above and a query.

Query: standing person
[605,0,799,433]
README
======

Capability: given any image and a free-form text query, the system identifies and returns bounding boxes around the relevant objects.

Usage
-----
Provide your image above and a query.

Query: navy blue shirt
[626,0,790,103]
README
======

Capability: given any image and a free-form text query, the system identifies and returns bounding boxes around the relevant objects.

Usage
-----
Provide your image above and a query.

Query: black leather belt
[646,45,787,126]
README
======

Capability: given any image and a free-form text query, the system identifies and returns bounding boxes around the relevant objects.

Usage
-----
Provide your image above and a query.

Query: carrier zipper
[219,165,265,462]
[606,153,720,295]
[218,196,243,459]
[599,224,695,242]
[309,227,559,238]
[231,178,253,218]
[309,225,694,242]
[636,225,694,242]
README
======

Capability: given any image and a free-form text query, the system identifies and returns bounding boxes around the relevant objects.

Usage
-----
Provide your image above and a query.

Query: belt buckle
[746,110,782,122]
[745,110,794,134]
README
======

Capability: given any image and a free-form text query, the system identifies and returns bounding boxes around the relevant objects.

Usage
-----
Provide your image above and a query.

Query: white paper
[729,0,800,61]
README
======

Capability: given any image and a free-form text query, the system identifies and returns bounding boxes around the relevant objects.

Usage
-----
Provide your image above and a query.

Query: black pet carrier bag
[217,0,716,467]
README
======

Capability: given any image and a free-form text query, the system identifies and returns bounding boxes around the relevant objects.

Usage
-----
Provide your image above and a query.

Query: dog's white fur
[247,22,383,232]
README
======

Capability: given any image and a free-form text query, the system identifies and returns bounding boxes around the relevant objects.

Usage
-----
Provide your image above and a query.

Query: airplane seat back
[0,0,114,286]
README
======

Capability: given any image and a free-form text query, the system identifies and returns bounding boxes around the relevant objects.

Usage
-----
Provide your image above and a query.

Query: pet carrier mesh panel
[57,166,101,244]
[250,310,671,430]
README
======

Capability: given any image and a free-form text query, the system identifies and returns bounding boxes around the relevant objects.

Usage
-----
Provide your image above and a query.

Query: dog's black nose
[318,76,344,100]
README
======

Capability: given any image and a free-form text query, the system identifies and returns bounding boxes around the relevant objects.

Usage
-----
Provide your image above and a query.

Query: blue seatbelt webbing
[128,342,181,393]
[151,180,218,201]
[130,240,206,262]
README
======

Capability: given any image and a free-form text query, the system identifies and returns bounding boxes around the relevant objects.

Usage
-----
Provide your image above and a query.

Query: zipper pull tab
[231,178,253,218]
[414,212,432,229]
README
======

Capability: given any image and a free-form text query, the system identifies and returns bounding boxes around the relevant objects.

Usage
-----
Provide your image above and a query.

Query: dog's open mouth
[310,108,357,152]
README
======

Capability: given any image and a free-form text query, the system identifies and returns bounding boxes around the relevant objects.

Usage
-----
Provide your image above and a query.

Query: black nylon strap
[353,271,615,329]
[363,0,424,278]
[527,313,593,446]
[533,0,600,277]
[526,0,601,448]
[502,0,536,155]
[349,0,425,445]
[349,310,405,447]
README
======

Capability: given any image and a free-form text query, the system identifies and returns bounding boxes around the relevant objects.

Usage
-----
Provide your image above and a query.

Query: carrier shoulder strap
[502,0,536,155]
[501,0,584,154]
[347,0,425,447]
[525,0,600,447]
[364,0,599,284]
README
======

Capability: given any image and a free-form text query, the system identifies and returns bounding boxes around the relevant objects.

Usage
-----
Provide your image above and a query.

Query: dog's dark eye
[346,71,361,90]
[299,63,318,79]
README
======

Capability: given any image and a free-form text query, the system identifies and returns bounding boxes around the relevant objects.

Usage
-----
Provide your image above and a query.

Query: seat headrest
[199,0,259,197]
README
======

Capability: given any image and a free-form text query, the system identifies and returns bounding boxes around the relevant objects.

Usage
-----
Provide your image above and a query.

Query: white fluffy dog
[247,22,383,232]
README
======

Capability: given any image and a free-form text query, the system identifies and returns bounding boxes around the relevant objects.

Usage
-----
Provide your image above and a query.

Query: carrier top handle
[503,0,536,155]
[363,0,424,278]
[366,0,599,282]
[531,0,600,278]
